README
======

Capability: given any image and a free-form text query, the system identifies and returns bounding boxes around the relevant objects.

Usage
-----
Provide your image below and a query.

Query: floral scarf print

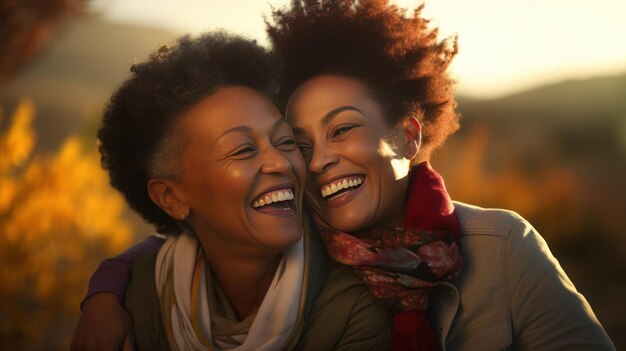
[314,162,463,351]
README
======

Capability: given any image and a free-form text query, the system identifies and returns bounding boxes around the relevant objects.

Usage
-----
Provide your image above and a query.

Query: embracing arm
[506,219,615,350]
[82,235,165,306]
[71,235,164,351]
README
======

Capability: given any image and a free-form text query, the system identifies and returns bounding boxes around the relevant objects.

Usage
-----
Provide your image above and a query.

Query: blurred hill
[458,74,626,162]
[0,14,178,152]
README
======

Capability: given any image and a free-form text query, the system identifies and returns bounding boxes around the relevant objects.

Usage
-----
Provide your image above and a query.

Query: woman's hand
[71,292,134,351]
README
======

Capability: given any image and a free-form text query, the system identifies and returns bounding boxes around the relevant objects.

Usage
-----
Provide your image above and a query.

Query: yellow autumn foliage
[0,101,134,349]
[0,101,35,171]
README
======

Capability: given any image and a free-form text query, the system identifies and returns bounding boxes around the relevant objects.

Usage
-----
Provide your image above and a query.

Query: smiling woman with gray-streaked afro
[97,32,278,235]
[76,30,392,351]
[267,0,459,161]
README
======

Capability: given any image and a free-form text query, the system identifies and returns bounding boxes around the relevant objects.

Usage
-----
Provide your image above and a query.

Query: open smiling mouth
[320,175,365,201]
[251,188,296,216]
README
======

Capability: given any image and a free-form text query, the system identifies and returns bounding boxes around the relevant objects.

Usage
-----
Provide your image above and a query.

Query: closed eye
[276,137,297,151]
[297,143,312,155]
[331,124,357,139]
[231,146,256,156]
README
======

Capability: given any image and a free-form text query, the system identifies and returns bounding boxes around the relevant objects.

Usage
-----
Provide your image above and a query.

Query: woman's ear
[403,117,422,160]
[147,178,189,221]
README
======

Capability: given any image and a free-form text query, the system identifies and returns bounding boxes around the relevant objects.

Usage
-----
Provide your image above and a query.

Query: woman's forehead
[286,75,384,127]
[182,86,281,134]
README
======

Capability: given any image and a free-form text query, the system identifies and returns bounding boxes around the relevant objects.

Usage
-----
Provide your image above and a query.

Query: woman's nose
[260,147,293,174]
[308,142,338,174]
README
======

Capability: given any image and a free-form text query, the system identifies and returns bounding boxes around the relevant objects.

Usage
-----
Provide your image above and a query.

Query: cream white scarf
[155,232,304,351]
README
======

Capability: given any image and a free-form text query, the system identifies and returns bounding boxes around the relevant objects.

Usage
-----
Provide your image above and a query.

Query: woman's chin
[267,229,302,250]
[323,211,370,233]
[249,216,303,248]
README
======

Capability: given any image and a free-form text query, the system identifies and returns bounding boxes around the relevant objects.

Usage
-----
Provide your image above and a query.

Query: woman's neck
[198,238,282,320]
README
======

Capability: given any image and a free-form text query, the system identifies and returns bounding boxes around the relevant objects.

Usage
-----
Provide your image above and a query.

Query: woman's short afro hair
[267,0,460,159]
[97,31,278,235]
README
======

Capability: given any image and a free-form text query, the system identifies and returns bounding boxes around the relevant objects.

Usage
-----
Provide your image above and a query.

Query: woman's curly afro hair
[267,0,460,160]
[97,32,278,235]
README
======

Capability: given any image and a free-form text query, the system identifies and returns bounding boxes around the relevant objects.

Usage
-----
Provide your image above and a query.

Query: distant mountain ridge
[456,73,626,166]
[459,73,626,124]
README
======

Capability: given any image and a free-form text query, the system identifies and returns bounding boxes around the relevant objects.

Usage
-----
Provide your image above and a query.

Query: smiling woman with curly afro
[268,0,459,160]
[267,1,613,350]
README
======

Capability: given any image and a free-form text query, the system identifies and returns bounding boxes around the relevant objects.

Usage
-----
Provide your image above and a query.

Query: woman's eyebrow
[216,125,252,140]
[291,105,364,136]
[217,118,287,140]
[320,105,364,126]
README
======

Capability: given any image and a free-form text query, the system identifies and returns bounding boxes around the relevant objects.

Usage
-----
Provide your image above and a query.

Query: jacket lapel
[428,281,460,350]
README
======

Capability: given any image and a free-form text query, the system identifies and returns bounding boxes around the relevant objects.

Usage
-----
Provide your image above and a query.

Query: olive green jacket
[428,202,615,350]
[125,215,392,351]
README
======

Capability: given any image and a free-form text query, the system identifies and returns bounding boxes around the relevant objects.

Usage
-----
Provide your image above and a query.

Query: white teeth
[252,188,294,209]
[331,184,338,193]
[320,177,365,198]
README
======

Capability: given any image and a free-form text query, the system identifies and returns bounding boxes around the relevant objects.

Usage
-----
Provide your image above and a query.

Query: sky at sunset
[90,0,626,98]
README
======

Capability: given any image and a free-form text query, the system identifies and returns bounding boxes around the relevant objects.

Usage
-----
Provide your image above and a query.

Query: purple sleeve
[82,235,165,307]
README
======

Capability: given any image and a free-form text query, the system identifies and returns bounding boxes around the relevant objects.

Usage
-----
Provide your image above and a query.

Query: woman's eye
[297,144,312,155]
[232,146,255,156]
[297,144,313,163]
[331,125,356,138]
[276,138,297,151]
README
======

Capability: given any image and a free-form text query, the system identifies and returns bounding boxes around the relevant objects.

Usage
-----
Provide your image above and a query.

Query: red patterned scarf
[314,162,463,351]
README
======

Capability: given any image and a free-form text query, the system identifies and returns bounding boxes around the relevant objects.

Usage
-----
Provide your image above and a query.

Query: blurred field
[1,14,624,350]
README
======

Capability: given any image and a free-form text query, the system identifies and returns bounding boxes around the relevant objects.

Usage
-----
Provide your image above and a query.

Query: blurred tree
[0,0,85,79]
[0,101,133,349]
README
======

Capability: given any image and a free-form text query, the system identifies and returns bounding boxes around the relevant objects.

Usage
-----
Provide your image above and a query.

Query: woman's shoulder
[126,250,160,304]
[313,263,375,307]
[453,201,532,240]
[298,262,392,350]
[124,247,170,350]
[453,201,555,271]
